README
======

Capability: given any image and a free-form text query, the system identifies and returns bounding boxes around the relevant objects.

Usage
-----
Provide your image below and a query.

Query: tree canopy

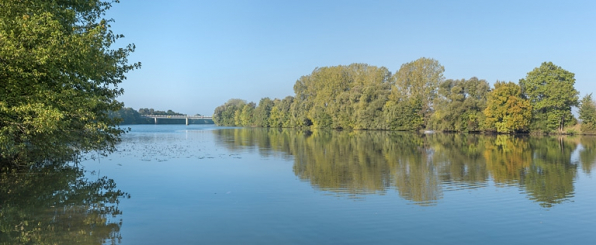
[0,0,139,166]
[483,81,532,133]
[519,62,579,133]
[212,60,588,134]
[429,77,489,132]
[579,94,596,133]
[389,57,444,129]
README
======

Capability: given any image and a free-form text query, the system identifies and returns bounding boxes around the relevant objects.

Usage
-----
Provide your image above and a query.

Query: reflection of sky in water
[79,125,596,245]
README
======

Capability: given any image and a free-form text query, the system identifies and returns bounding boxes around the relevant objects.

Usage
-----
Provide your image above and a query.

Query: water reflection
[580,137,596,174]
[0,164,129,244]
[214,128,596,207]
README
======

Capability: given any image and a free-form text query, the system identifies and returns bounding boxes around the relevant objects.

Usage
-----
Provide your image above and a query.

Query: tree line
[138,108,189,116]
[109,108,196,124]
[213,58,596,134]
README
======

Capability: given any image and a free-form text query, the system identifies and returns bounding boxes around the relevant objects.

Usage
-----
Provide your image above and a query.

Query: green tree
[484,81,532,133]
[430,77,489,132]
[254,97,275,127]
[269,96,294,127]
[388,57,444,129]
[289,63,392,129]
[213,99,246,126]
[383,99,423,131]
[349,67,392,129]
[109,107,151,124]
[519,62,579,133]
[579,94,596,133]
[239,102,256,126]
[137,108,183,116]
[0,0,139,166]
[138,108,154,115]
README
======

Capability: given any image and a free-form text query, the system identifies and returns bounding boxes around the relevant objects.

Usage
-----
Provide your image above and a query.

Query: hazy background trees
[138,108,185,116]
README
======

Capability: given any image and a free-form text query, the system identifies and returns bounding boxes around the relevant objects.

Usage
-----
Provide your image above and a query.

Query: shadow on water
[213,128,596,208]
[0,163,129,245]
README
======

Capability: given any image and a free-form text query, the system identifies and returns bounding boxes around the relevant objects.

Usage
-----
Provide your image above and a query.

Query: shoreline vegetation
[213,58,596,135]
[1,1,132,242]
[1,1,139,167]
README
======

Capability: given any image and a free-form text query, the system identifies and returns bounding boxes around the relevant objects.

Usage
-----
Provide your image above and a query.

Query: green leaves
[430,77,489,132]
[212,60,584,135]
[579,94,596,133]
[519,62,579,132]
[1,0,138,166]
[390,57,444,129]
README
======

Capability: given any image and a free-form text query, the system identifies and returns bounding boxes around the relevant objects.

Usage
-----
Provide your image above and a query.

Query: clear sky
[107,0,596,116]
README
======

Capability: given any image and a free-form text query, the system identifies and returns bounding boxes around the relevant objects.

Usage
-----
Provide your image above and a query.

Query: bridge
[142,115,213,125]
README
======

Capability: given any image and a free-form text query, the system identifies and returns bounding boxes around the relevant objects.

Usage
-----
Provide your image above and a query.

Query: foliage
[212,59,583,135]
[212,99,246,126]
[0,0,139,166]
[291,63,392,129]
[519,62,579,133]
[430,77,489,132]
[388,57,445,129]
[109,107,152,125]
[383,99,423,131]
[269,96,294,128]
[238,102,256,126]
[484,81,532,133]
[253,97,274,127]
[579,94,596,133]
[138,108,184,116]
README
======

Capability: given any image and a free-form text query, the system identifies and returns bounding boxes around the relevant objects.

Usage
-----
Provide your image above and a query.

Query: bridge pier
[186,117,189,125]
[154,117,158,124]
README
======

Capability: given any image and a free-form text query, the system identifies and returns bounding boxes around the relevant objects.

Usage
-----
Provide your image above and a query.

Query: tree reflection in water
[214,128,596,208]
[580,137,596,174]
[0,163,129,245]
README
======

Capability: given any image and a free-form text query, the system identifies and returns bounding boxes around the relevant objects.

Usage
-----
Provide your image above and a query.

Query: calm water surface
[4,124,596,244]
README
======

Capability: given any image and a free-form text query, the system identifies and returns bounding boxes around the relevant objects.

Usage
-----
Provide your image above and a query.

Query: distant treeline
[138,108,186,116]
[213,58,596,134]
[109,108,194,124]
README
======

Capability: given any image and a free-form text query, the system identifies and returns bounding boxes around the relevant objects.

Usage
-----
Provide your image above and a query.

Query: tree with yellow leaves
[484,81,532,133]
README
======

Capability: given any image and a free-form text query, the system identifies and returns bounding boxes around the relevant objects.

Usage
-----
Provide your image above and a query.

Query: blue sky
[108,0,596,115]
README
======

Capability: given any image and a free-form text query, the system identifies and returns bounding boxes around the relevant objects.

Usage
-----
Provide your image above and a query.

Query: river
[2,124,595,244]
